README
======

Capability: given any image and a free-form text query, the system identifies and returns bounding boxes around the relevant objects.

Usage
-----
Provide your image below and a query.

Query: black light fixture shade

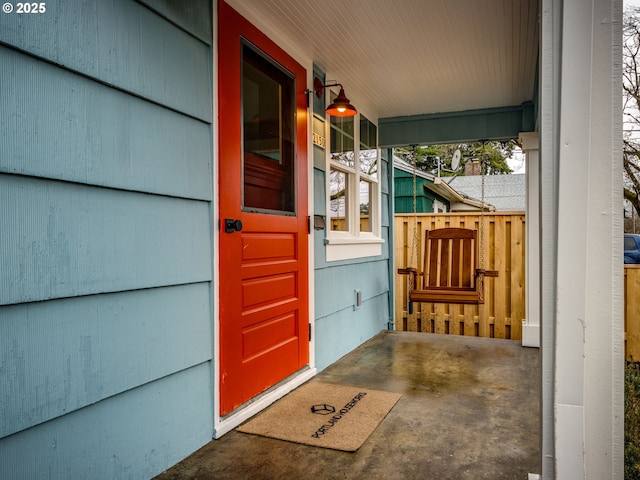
[312,77,357,117]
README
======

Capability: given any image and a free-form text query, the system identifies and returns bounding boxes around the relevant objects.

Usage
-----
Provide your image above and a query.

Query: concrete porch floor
[155,330,540,480]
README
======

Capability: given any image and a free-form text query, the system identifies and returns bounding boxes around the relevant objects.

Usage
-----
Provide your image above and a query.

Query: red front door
[218,1,309,416]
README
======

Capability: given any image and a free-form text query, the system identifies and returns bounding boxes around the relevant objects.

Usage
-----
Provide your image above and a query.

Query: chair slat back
[423,228,477,290]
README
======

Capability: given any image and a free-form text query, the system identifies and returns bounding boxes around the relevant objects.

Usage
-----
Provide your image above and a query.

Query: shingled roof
[447,174,526,212]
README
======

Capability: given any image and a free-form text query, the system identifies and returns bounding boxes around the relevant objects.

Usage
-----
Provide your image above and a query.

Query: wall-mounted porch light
[310,77,357,117]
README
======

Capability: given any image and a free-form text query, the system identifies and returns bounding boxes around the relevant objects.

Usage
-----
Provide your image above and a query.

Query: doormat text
[311,392,367,438]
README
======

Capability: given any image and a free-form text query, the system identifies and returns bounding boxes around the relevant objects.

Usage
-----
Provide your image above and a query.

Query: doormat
[236,382,401,452]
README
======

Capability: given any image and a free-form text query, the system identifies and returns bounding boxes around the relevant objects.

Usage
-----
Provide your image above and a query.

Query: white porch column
[519,131,540,348]
[540,0,623,478]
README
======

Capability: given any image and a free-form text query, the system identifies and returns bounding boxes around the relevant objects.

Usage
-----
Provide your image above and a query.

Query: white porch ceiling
[224,0,539,120]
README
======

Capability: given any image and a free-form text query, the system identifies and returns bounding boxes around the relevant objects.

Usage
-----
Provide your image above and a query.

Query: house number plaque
[313,132,325,149]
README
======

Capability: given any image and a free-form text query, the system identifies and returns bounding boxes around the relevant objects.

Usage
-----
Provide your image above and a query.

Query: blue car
[625,234,640,264]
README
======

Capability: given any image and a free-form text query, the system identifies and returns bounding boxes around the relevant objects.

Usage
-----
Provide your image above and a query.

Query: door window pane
[242,43,295,213]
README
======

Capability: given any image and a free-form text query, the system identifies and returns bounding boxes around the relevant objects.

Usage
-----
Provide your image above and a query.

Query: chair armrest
[398,267,423,275]
[476,269,499,277]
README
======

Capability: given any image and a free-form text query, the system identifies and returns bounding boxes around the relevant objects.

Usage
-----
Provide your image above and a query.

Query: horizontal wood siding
[1,1,213,478]
[0,0,212,121]
[1,284,212,438]
[137,0,212,44]
[315,259,390,319]
[0,363,213,480]
[315,293,389,371]
[395,212,526,340]
[0,46,212,200]
[1,175,212,305]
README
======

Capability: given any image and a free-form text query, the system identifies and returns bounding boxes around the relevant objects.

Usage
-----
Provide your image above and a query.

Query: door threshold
[214,366,317,438]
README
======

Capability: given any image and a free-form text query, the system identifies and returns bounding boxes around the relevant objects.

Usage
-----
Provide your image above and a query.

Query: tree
[624,7,640,219]
[395,141,515,176]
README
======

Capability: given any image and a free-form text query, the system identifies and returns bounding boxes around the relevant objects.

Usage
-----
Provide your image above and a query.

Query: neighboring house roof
[393,156,494,212]
[425,177,494,212]
[447,174,526,211]
[393,156,436,182]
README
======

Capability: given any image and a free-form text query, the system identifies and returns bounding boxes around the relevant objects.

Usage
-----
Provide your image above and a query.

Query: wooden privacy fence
[394,215,640,351]
[626,265,640,361]
[394,212,526,340]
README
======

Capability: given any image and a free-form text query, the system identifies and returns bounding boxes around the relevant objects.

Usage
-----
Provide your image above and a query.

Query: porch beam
[378,103,535,148]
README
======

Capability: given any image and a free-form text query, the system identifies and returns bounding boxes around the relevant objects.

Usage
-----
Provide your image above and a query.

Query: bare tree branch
[623,7,640,223]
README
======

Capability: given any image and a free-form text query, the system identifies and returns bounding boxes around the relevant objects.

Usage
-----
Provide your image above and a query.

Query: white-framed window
[433,200,447,213]
[326,91,383,261]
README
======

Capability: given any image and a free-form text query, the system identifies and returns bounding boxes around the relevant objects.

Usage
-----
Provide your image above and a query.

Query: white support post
[519,131,540,348]
[542,0,623,478]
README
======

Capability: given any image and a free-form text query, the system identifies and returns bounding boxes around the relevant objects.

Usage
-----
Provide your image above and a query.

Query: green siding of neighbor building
[393,169,451,214]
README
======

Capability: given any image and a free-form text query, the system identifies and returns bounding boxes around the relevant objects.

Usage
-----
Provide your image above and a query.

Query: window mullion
[354,115,361,236]
[350,169,359,236]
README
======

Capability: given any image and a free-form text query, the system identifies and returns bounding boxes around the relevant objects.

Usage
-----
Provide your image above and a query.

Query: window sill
[324,236,385,262]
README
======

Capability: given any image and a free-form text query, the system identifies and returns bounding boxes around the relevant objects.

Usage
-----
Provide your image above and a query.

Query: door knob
[224,218,243,233]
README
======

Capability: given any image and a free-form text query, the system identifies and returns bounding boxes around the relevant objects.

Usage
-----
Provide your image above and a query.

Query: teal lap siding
[0,46,212,200]
[0,363,213,480]
[1,284,212,439]
[0,1,214,478]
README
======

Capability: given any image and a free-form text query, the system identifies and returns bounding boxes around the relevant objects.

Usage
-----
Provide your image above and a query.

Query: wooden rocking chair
[398,227,498,306]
